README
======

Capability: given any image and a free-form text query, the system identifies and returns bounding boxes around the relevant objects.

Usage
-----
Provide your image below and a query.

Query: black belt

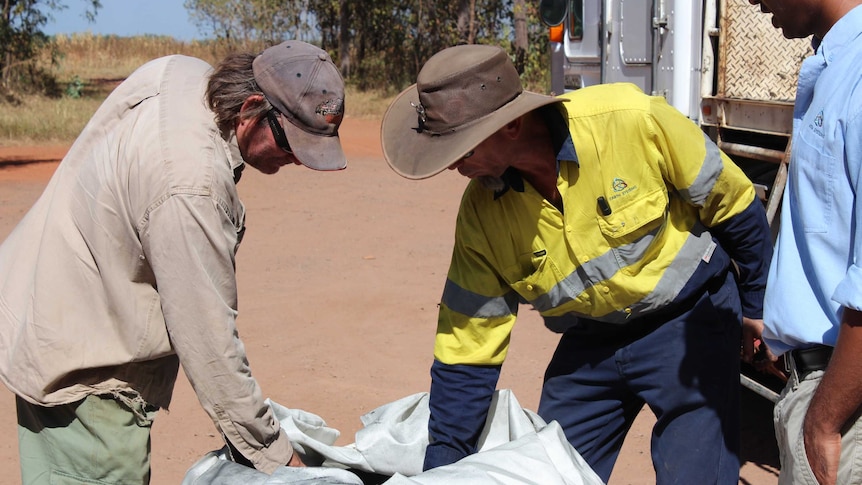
[790,344,833,380]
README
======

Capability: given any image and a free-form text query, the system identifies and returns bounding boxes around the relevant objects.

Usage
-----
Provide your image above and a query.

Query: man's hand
[741,317,786,379]
[800,308,862,484]
[803,411,841,485]
[287,451,306,467]
[741,317,775,364]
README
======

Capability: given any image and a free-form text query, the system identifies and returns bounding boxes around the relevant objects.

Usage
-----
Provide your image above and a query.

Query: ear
[235,94,267,134]
[239,94,267,117]
[499,116,523,140]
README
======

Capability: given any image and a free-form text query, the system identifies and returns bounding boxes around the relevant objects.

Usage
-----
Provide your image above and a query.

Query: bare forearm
[803,309,862,484]
[807,308,862,433]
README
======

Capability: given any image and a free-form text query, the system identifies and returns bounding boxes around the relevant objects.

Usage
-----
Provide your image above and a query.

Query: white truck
[541,0,811,228]
[539,0,813,401]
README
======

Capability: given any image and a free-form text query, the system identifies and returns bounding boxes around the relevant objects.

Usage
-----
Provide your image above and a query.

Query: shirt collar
[557,135,578,167]
[492,167,525,199]
[817,4,862,64]
[223,133,246,184]
[492,136,578,199]
[492,106,577,199]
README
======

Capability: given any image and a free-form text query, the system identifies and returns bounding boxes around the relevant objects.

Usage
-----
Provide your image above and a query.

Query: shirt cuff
[740,287,765,320]
[833,264,862,311]
[250,428,295,474]
[424,441,468,470]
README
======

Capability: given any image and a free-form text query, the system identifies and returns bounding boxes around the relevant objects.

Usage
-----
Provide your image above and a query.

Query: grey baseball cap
[253,40,347,171]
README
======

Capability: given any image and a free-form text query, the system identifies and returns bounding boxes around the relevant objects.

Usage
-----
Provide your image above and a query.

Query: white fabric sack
[385,421,603,485]
[182,452,364,485]
[182,390,604,485]
[348,392,430,475]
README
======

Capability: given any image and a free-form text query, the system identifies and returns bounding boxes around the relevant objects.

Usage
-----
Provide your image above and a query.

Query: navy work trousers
[538,272,742,484]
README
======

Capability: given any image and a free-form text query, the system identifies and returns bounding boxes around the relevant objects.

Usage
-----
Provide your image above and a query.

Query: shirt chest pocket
[509,251,564,297]
[596,188,667,271]
[507,250,588,313]
[793,130,836,234]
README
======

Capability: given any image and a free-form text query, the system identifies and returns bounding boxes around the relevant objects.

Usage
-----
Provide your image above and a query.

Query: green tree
[186,0,550,93]
[513,0,527,72]
[0,0,100,93]
[308,0,513,90]
[184,0,309,48]
[504,0,550,92]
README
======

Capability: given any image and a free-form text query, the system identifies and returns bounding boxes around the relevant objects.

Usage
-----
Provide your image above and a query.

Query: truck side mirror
[539,0,568,27]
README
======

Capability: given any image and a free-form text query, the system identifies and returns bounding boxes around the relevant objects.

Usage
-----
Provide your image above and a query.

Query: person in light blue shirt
[752,1,862,484]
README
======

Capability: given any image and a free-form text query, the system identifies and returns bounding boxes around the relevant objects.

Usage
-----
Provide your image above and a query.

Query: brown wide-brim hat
[381,44,566,180]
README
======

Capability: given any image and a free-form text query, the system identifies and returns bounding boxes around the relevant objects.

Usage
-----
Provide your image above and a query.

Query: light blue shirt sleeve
[832,104,862,311]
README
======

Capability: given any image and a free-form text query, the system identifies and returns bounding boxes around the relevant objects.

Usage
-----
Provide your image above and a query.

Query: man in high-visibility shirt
[381,44,772,483]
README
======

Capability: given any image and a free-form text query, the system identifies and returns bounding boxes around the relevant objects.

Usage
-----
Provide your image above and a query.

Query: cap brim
[381,85,566,180]
[282,120,347,171]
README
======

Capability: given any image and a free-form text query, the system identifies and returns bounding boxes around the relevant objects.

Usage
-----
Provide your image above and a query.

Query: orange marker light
[550,24,564,43]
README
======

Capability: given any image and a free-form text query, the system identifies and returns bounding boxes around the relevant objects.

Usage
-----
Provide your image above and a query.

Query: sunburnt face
[447,131,510,179]
[236,112,302,175]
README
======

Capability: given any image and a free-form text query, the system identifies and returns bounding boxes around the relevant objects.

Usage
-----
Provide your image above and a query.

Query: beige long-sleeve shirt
[0,55,293,473]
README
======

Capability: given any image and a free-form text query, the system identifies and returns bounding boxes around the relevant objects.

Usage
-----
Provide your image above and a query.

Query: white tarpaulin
[182,390,604,485]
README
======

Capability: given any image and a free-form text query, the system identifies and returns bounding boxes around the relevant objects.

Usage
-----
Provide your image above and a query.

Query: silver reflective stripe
[529,250,620,313]
[442,279,519,318]
[609,227,660,268]
[649,223,713,303]
[601,226,714,323]
[678,132,722,207]
[541,227,713,324]
[530,226,658,312]
[445,230,714,323]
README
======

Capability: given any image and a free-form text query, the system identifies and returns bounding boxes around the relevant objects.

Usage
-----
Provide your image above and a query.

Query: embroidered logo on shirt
[809,109,825,138]
[609,177,638,202]
[814,110,823,127]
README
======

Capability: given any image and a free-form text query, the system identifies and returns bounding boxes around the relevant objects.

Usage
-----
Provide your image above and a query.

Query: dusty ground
[0,117,780,484]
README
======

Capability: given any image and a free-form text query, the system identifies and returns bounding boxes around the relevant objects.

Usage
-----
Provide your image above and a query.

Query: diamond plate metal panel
[719,0,812,101]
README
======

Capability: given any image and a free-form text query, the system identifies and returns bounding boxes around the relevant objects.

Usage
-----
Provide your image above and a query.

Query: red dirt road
[0,117,779,484]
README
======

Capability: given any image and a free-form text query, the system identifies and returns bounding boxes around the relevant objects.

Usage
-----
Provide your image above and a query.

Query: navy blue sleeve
[710,198,773,319]
[423,359,501,470]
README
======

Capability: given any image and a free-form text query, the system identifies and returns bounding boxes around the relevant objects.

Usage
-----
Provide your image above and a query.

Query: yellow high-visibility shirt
[435,83,758,366]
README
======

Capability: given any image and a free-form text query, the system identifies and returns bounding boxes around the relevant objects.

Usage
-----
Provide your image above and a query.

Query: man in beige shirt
[0,40,346,484]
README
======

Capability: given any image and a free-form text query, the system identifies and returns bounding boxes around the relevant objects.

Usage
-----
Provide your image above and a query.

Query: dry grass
[48,33,226,82]
[344,86,398,120]
[0,34,394,145]
[0,94,104,145]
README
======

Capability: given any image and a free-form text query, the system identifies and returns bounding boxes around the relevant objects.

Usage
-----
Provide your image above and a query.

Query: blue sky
[45,0,199,41]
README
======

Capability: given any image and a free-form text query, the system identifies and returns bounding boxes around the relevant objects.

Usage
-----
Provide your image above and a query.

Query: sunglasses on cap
[265,109,293,154]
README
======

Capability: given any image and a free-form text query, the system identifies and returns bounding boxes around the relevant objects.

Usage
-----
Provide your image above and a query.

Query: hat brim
[381,84,565,180]
[282,119,347,171]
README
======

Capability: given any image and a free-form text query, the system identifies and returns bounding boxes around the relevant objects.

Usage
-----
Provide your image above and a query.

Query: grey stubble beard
[478,176,506,192]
